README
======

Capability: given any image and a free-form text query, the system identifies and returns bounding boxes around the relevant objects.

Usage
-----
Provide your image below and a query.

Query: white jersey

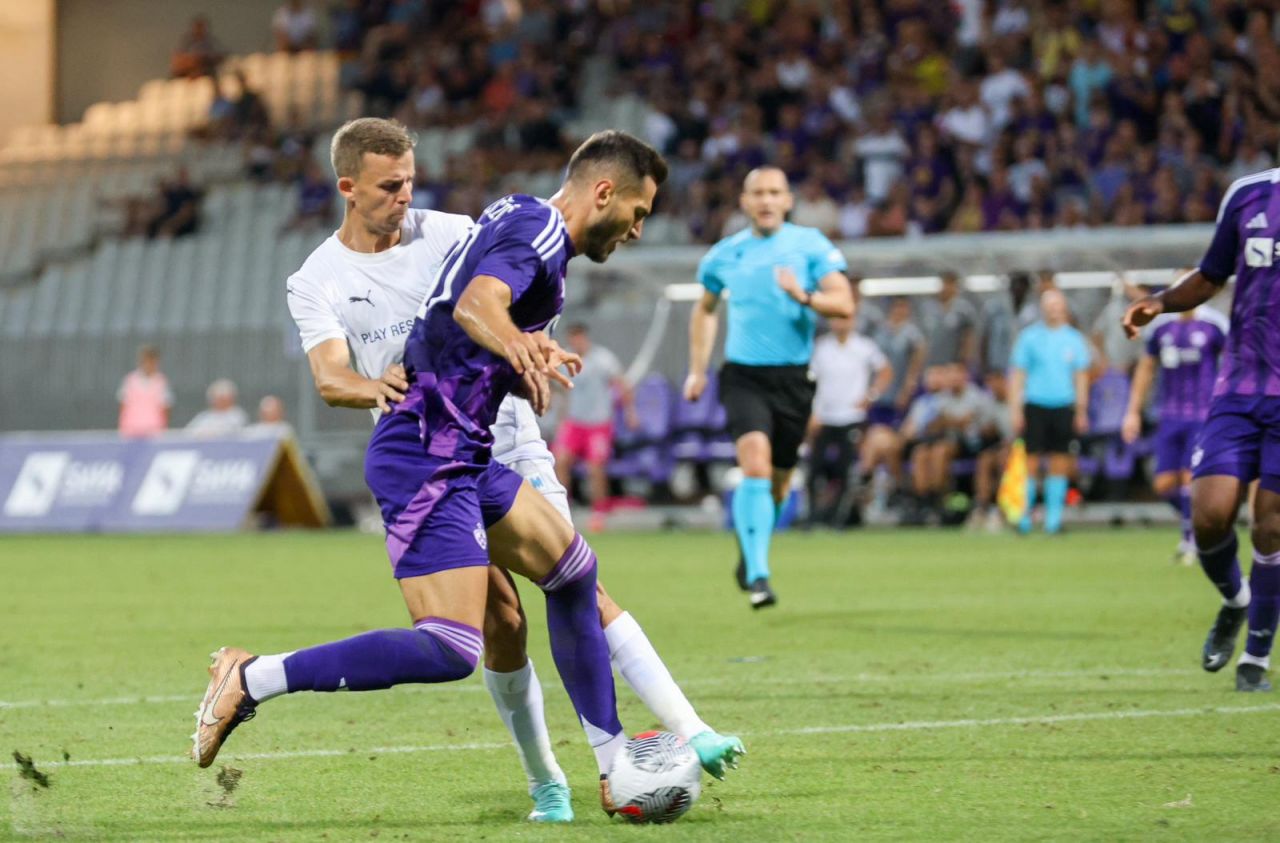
[811,332,888,426]
[285,208,548,461]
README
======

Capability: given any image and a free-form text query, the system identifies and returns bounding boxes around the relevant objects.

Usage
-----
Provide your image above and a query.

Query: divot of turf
[13,750,51,789]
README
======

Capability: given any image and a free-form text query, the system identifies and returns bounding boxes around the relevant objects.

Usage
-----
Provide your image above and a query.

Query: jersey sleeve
[1072,331,1092,371]
[806,230,848,287]
[696,248,725,295]
[286,275,346,353]
[471,208,560,303]
[1199,181,1245,283]
[1010,329,1031,371]
[598,347,623,379]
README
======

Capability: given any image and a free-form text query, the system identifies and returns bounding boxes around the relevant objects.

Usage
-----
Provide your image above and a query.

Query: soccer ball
[607,731,702,824]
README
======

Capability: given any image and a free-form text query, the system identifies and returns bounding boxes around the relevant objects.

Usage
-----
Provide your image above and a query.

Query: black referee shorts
[719,362,816,470]
[1024,403,1076,455]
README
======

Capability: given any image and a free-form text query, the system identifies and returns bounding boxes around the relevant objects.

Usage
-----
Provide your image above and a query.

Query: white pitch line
[780,702,1280,735]
[5,703,1279,772]
[0,667,1200,711]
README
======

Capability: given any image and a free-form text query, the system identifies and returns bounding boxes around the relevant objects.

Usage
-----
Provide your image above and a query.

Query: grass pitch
[2,527,1278,841]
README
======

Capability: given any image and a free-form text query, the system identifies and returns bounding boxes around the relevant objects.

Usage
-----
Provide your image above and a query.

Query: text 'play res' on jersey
[283,207,545,457]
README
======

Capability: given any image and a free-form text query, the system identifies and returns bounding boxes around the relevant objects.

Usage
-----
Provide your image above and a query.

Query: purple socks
[282,617,481,693]
[1196,532,1244,603]
[539,533,624,762]
[1246,551,1280,660]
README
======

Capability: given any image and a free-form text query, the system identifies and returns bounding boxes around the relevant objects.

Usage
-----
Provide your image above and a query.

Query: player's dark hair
[330,118,416,179]
[566,130,668,191]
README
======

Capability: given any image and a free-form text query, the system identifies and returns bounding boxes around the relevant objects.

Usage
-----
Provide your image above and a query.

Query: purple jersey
[1198,168,1280,397]
[398,194,571,459]
[1144,309,1228,422]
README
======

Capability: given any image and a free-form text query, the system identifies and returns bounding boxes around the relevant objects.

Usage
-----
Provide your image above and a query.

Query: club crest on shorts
[473,522,487,550]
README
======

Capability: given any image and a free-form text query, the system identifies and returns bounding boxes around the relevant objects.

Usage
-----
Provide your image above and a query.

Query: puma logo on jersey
[348,290,375,307]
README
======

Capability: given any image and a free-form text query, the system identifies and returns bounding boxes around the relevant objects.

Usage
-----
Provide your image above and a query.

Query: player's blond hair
[330,118,416,179]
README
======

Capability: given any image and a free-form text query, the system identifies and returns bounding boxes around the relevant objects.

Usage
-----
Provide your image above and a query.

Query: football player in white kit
[283,119,742,822]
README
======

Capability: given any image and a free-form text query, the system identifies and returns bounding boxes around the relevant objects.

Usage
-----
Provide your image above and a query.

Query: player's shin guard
[734,477,775,583]
[1242,550,1280,667]
[280,620,481,693]
[1197,532,1248,606]
[539,534,625,774]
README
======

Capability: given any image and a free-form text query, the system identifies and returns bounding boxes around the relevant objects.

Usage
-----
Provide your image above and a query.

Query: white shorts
[491,396,572,525]
[496,450,573,526]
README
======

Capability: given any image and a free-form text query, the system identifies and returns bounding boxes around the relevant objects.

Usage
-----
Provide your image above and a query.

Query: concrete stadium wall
[0,0,55,144]
[56,0,280,125]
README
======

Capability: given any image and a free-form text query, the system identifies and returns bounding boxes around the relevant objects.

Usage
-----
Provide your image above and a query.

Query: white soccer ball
[607,731,702,824]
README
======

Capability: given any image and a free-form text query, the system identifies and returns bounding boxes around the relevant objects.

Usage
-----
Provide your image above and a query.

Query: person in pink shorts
[554,324,635,529]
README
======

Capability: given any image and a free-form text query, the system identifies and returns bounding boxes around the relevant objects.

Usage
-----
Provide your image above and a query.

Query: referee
[685,167,854,608]
[1008,288,1091,534]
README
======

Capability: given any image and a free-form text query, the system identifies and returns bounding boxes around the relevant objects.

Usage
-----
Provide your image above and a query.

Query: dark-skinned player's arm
[1125,183,1240,339]
[453,275,580,414]
[1122,269,1222,339]
[306,338,408,414]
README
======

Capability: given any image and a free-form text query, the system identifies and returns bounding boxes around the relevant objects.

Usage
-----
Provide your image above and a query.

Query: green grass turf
[2,528,1278,841]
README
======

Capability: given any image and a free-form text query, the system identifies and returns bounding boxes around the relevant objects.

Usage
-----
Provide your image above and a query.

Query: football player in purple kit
[1124,168,1280,692]
[1121,291,1228,565]
[192,132,734,812]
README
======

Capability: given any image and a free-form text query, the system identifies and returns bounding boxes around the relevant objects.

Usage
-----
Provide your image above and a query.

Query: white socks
[243,652,292,703]
[605,611,710,740]
[483,660,567,793]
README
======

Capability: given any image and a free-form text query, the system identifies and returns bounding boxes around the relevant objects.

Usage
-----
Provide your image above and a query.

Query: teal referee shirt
[697,223,848,366]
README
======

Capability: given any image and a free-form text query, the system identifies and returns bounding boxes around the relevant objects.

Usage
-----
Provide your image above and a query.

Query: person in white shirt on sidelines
[186,378,249,436]
[806,313,891,526]
[279,118,742,822]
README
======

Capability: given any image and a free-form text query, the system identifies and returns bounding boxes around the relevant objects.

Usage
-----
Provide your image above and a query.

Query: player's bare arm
[306,338,407,413]
[1123,269,1219,338]
[453,275,575,414]
[683,289,720,400]
[775,269,855,318]
[868,361,894,409]
[1122,354,1156,443]
[900,340,927,410]
[1008,368,1027,435]
[1073,369,1090,435]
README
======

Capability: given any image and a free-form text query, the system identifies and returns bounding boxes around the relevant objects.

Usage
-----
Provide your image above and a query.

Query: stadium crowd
[139,2,1253,528]
[190,0,1280,242]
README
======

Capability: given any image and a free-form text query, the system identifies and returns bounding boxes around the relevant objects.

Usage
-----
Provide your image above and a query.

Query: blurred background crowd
[187,0,1280,242]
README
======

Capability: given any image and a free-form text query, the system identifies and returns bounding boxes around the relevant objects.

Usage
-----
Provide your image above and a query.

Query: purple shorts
[365,412,523,579]
[867,404,903,428]
[1192,395,1280,494]
[1153,418,1201,475]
